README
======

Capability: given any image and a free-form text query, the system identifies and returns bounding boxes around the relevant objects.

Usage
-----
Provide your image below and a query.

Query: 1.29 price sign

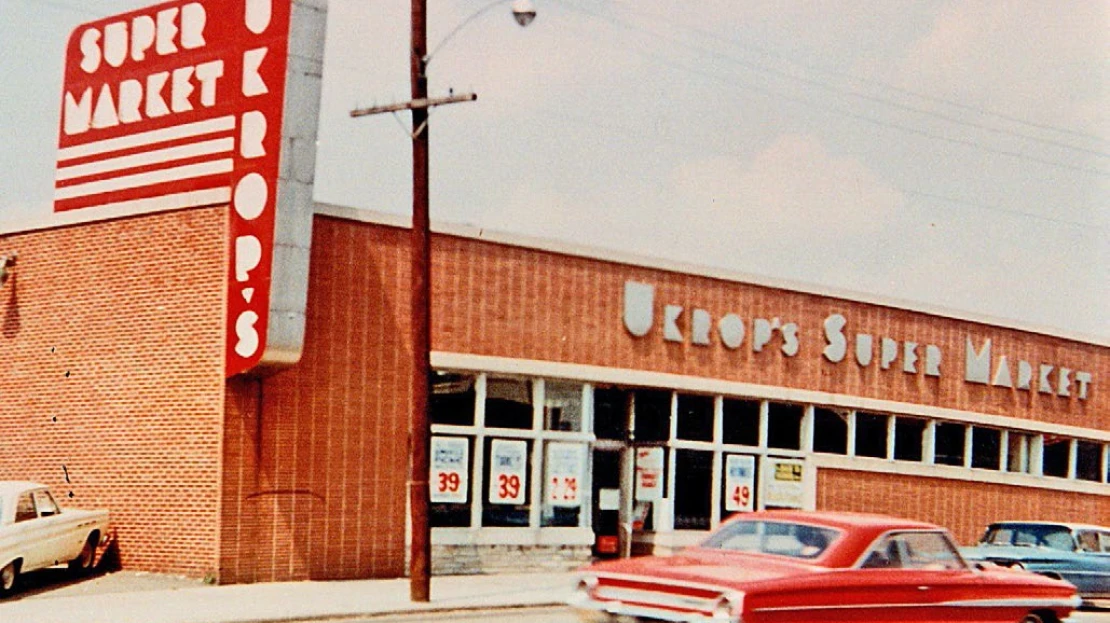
[489,439,527,505]
[545,442,585,508]
[430,436,468,504]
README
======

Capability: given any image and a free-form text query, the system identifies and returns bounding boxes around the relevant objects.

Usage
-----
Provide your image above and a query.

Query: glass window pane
[1007,433,1031,473]
[1076,442,1102,482]
[431,371,475,426]
[634,389,671,443]
[722,399,760,446]
[430,436,472,527]
[894,418,925,462]
[541,442,586,527]
[934,423,966,466]
[971,427,1001,470]
[31,490,59,516]
[544,381,583,432]
[855,412,889,459]
[486,377,533,430]
[813,408,848,455]
[767,402,802,450]
[1042,437,1071,478]
[15,494,36,522]
[674,450,712,530]
[593,387,627,440]
[482,438,532,527]
[676,394,713,442]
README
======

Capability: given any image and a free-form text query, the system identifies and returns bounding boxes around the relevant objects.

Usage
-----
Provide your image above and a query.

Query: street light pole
[408,0,432,603]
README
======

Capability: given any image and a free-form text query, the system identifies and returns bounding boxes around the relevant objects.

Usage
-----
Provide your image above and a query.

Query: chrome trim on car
[570,597,741,623]
[752,595,1082,613]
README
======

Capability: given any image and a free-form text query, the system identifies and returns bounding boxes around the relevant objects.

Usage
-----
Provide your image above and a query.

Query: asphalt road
[308,605,1110,623]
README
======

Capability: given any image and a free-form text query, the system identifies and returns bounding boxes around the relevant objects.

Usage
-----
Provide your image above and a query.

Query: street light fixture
[351,0,536,603]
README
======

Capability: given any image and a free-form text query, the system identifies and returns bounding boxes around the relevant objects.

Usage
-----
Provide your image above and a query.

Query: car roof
[729,509,940,531]
[986,520,1110,532]
[0,481,47,498]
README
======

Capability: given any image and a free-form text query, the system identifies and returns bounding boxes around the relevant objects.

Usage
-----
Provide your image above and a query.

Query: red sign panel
[56,0,291,376]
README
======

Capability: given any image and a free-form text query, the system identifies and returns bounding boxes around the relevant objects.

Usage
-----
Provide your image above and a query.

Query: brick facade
[0,208,226,577]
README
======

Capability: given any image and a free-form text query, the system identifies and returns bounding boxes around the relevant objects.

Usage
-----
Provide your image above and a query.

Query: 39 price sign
[489,439,527,505]
[724,454,756,512]
[545,443,585,508]
[430,436,468,504]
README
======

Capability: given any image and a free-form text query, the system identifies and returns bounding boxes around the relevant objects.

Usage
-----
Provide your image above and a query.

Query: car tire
[68,534,97,575]
[0,561,18,597]
[1020,614,1044,623]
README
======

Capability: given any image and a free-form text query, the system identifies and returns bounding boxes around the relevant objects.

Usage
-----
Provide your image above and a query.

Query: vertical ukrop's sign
[55,0,324,377]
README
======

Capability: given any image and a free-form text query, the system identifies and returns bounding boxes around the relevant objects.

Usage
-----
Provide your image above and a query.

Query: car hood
[583,548,822,588]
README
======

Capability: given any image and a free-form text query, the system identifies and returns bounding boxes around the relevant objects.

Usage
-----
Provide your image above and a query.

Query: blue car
[961,521,1110,608]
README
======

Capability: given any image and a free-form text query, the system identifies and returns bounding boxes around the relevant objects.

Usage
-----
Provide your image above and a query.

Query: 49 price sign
[430,436,468,504]
[489,439,527,505]
[724,454,756,512]
[545,443,585,508]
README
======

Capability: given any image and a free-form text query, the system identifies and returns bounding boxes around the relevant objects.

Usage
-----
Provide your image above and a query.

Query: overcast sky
[2,0,1107,341]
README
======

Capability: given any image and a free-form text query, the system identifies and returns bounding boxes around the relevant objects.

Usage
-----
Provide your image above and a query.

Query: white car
[0,481,110,596]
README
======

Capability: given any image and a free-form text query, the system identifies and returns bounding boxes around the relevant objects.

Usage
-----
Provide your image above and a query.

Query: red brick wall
[0,208,226,576]
[429,232,1105,428]
[219,217,410,582]
[818,468,1109,545]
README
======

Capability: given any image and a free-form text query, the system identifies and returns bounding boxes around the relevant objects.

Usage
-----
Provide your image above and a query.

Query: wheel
[68,534,96,575]
[1020,614,1044,623]
[0,561,18,597]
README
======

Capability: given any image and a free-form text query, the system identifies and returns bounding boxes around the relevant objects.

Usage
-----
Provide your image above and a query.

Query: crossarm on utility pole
[349,93,477,117]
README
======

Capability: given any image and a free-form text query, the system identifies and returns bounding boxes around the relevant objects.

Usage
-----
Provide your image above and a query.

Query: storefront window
[722,399,760,446]
[482,438,532,526]
[544,381,584,432]
[486,377,533,430]
[1042,438,1071,478]
[894,418,925,462]
[854,412,888,459]
[934,423,966,466]
[971,427,1001,470]
[1076,442,1102,482]
[673,450,711,530]
[676,393,713,442]
[541,441,586,526]
[593,387,627,440]
[431,372,476,426]
[767,402,802,450]
[1007,433,1031,473]
[430,436,472,527]
[634,389,671,443]
[813,407,847,455]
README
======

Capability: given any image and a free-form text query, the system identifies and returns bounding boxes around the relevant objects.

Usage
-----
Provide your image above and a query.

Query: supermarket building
[0,201,1106,583]
[0,0,1106,586]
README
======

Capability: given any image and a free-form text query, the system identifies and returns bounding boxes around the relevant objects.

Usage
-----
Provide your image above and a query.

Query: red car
[568,510,1080,623]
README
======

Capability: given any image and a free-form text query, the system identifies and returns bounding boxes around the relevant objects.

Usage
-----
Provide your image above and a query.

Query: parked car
[960,520,1110,608]
[568,510,1079,623]
[0,481,110,596]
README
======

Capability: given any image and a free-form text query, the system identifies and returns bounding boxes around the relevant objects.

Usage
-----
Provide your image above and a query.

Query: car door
[31,489,76,565]
[11,491,50,570]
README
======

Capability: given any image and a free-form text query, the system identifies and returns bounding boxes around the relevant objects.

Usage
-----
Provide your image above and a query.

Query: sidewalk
[0,570,577,623]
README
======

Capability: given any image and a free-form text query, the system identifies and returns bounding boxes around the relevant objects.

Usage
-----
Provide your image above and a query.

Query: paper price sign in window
[430,436,469,504]
[489,439,528,505]
[545,443,585,507]
[724,454,756,512]
[635,446,665,501]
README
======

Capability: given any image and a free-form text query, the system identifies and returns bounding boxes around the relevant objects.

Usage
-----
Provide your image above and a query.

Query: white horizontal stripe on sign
[56,138,235,182]
[54,159,233,200]
[57,116,237,162]
[57,187,232,215]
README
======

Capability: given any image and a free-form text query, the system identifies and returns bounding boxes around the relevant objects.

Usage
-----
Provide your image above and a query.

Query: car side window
[14,493,37,522]
[32,489,60,517]
[860,532,965,570]
[1101,532,1110,553]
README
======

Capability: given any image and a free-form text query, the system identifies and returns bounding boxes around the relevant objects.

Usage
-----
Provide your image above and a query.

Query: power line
[550,1,1109,178]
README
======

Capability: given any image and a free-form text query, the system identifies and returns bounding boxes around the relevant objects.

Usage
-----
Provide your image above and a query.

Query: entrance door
[591,448,622,557]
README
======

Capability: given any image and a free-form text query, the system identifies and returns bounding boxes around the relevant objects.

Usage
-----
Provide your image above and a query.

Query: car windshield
[982,524,1075,551]
[700,520,839,559]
